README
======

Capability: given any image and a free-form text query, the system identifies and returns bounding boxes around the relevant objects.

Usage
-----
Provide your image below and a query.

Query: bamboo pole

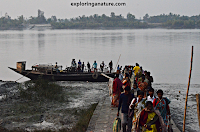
[196,94,200,130]
[114,54,121,71]
[183,46,194,132]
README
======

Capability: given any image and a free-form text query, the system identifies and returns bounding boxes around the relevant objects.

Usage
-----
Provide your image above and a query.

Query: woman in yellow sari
[135,101,166,132]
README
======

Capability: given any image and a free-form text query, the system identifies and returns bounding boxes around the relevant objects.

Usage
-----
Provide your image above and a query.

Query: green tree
[110,12,115,18]
[127,13,135,21]
[143,13,149,22]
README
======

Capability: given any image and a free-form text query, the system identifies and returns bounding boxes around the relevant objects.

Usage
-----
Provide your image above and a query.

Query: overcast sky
[0,0,200,19]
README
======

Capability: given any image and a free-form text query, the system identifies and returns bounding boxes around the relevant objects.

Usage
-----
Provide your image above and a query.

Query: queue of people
[70,59,113,73]
[110,63,171,132]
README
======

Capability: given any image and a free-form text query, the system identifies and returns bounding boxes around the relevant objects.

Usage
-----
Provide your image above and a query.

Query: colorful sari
[112,78,123,107]
[129,98,146,132]
[144,112,157,132]
[153,98,170,127]
[135,108,167,132]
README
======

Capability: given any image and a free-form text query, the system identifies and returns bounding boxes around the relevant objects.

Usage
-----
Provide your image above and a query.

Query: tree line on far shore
[1,10,200,30]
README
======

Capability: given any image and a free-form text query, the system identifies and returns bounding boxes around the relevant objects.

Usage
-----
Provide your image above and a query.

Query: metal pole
[196,94,200,130]
[183,46,194,132]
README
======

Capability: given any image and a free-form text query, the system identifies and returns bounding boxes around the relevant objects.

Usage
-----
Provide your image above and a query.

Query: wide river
[0,29,199,83]
[0,29,200,131]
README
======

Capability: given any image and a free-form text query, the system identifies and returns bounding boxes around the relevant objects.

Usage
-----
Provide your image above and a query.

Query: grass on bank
[69,103,98,132]
[18,79,66,102]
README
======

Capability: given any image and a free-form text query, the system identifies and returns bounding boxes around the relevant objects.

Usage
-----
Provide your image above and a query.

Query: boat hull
[8,67,115,82]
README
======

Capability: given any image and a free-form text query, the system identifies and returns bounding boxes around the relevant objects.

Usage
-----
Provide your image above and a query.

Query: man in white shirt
[146,87,155,102]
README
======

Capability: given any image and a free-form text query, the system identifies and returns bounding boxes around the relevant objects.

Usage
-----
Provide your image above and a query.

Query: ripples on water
[0,29,200,84]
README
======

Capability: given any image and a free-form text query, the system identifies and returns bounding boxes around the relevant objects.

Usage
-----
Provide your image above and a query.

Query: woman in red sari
[112,74,123,107]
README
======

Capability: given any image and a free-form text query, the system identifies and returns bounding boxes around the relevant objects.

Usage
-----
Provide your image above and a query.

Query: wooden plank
[101,73,113,79]
[196,94,200,130]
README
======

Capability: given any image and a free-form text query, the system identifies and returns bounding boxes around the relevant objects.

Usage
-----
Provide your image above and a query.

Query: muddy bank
[0,80,108,131]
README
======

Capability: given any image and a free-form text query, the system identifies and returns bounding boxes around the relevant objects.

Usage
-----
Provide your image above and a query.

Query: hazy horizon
[0,0,200,19]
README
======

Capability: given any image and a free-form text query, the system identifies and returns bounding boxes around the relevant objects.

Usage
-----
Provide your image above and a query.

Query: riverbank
[0,80,106,131]
[0,80,199,131]
[1,26,200,30]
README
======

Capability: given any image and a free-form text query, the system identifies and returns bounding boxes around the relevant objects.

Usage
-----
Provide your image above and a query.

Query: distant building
[5,12,11,19]
[38,10,44,17]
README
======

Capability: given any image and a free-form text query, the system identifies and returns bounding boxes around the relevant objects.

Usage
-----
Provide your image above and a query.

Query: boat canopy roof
[32,64,62,69]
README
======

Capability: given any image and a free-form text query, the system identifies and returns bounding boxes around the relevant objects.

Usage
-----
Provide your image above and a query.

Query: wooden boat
[8,61,115,82]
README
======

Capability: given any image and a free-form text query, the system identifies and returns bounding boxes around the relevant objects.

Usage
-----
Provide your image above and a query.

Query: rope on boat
[15,71,31,82]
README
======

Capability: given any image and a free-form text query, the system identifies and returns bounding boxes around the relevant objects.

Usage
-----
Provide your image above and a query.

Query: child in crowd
[147,87,155,102]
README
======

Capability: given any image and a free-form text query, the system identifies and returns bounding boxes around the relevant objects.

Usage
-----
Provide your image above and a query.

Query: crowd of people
[70,59,113,73]
[110,63,171,132]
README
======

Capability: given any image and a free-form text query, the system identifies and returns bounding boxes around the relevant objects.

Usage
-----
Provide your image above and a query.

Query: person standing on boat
[100,61,105,72]
[117,86,134,132]
[82,62,85,72]
[87,62,91,72]
[153,89,171,131]
[55,62,59,74]
[71,59,76,72]
[78,60,82,72]
[109,60,113,73]
[93,61,97,72]
[112,74,123,107]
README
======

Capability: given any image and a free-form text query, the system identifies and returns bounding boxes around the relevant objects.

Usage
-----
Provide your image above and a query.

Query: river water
[0,29,200,131]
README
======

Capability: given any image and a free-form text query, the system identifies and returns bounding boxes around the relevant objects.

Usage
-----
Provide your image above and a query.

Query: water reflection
[38,33,45,49]
[38,33,45,60]
[17,34,24,46]
[127,32,135,44]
